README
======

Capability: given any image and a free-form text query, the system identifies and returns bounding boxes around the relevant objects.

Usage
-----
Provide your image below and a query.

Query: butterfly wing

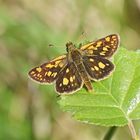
[56,62,83,94]
[28,55,67,83]
[80,34,120,58]
[83,56,114,80]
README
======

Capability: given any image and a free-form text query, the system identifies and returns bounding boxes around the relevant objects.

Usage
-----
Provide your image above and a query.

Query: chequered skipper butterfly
[28,34,120,95]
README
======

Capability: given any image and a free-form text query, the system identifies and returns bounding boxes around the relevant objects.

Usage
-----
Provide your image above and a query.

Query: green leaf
[58,47,140,126]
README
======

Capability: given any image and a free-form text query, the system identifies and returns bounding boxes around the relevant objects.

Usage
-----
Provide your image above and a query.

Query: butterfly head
[66,42,75,52]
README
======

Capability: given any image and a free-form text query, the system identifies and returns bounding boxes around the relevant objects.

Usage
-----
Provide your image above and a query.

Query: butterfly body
[28,34,120,95]
[66,42,93,91]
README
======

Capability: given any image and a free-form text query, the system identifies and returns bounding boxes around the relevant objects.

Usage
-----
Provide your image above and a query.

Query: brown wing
[56,62,83,94]
[80,34,120,58]
[28,55,67,83]
[83,56,114,80]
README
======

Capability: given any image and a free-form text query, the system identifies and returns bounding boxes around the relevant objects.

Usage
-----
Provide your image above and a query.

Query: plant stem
[103,126,117,140]
[128,120,139,140]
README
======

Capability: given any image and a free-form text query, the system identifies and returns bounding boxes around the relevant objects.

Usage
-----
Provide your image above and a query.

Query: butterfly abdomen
[76,62,93,91]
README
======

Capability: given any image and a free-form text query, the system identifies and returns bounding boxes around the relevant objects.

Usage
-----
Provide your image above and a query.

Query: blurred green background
[0,0,140,140]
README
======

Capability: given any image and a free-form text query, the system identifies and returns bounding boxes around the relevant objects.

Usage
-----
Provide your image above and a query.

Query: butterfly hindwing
[83,56,114,80]
[28,55,67,83]
[80,34,119,58]
[56,62,83,94]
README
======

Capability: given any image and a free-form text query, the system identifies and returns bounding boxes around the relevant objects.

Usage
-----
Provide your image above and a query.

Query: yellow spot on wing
[93,47,97,50]
[55,60,61,65]
[59,62,64,68]
[47,71,52,76]
[46,64,54,68]
[70,77,73,82]
[96,41,102,47]
[94,66,99,71]
[36,67,42,72]
[45,72,48,76]
[91,67,95,71]
[53,72,57,77]
[112,35,116,39]
[98,62,105,69]
[63,78,69,85]
[88,45,94,49]
[103,47,108,51]
[100,52,105,56]
[80,42,94,50]
[106,45,110,48]
[112,37,117,41]
[89,58,94,62]
[31,71,35,74]
[89,50,93,54]
[66,68,69,73]
[105,37,110,42]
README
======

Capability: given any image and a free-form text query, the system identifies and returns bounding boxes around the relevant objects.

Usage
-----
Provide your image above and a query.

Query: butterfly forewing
[83,56,114,80]
[80,34,119,58]
[56,62,83,94]
[28,55,67,83]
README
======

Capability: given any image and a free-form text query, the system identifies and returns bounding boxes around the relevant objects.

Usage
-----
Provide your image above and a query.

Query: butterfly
[28,34,120,95]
